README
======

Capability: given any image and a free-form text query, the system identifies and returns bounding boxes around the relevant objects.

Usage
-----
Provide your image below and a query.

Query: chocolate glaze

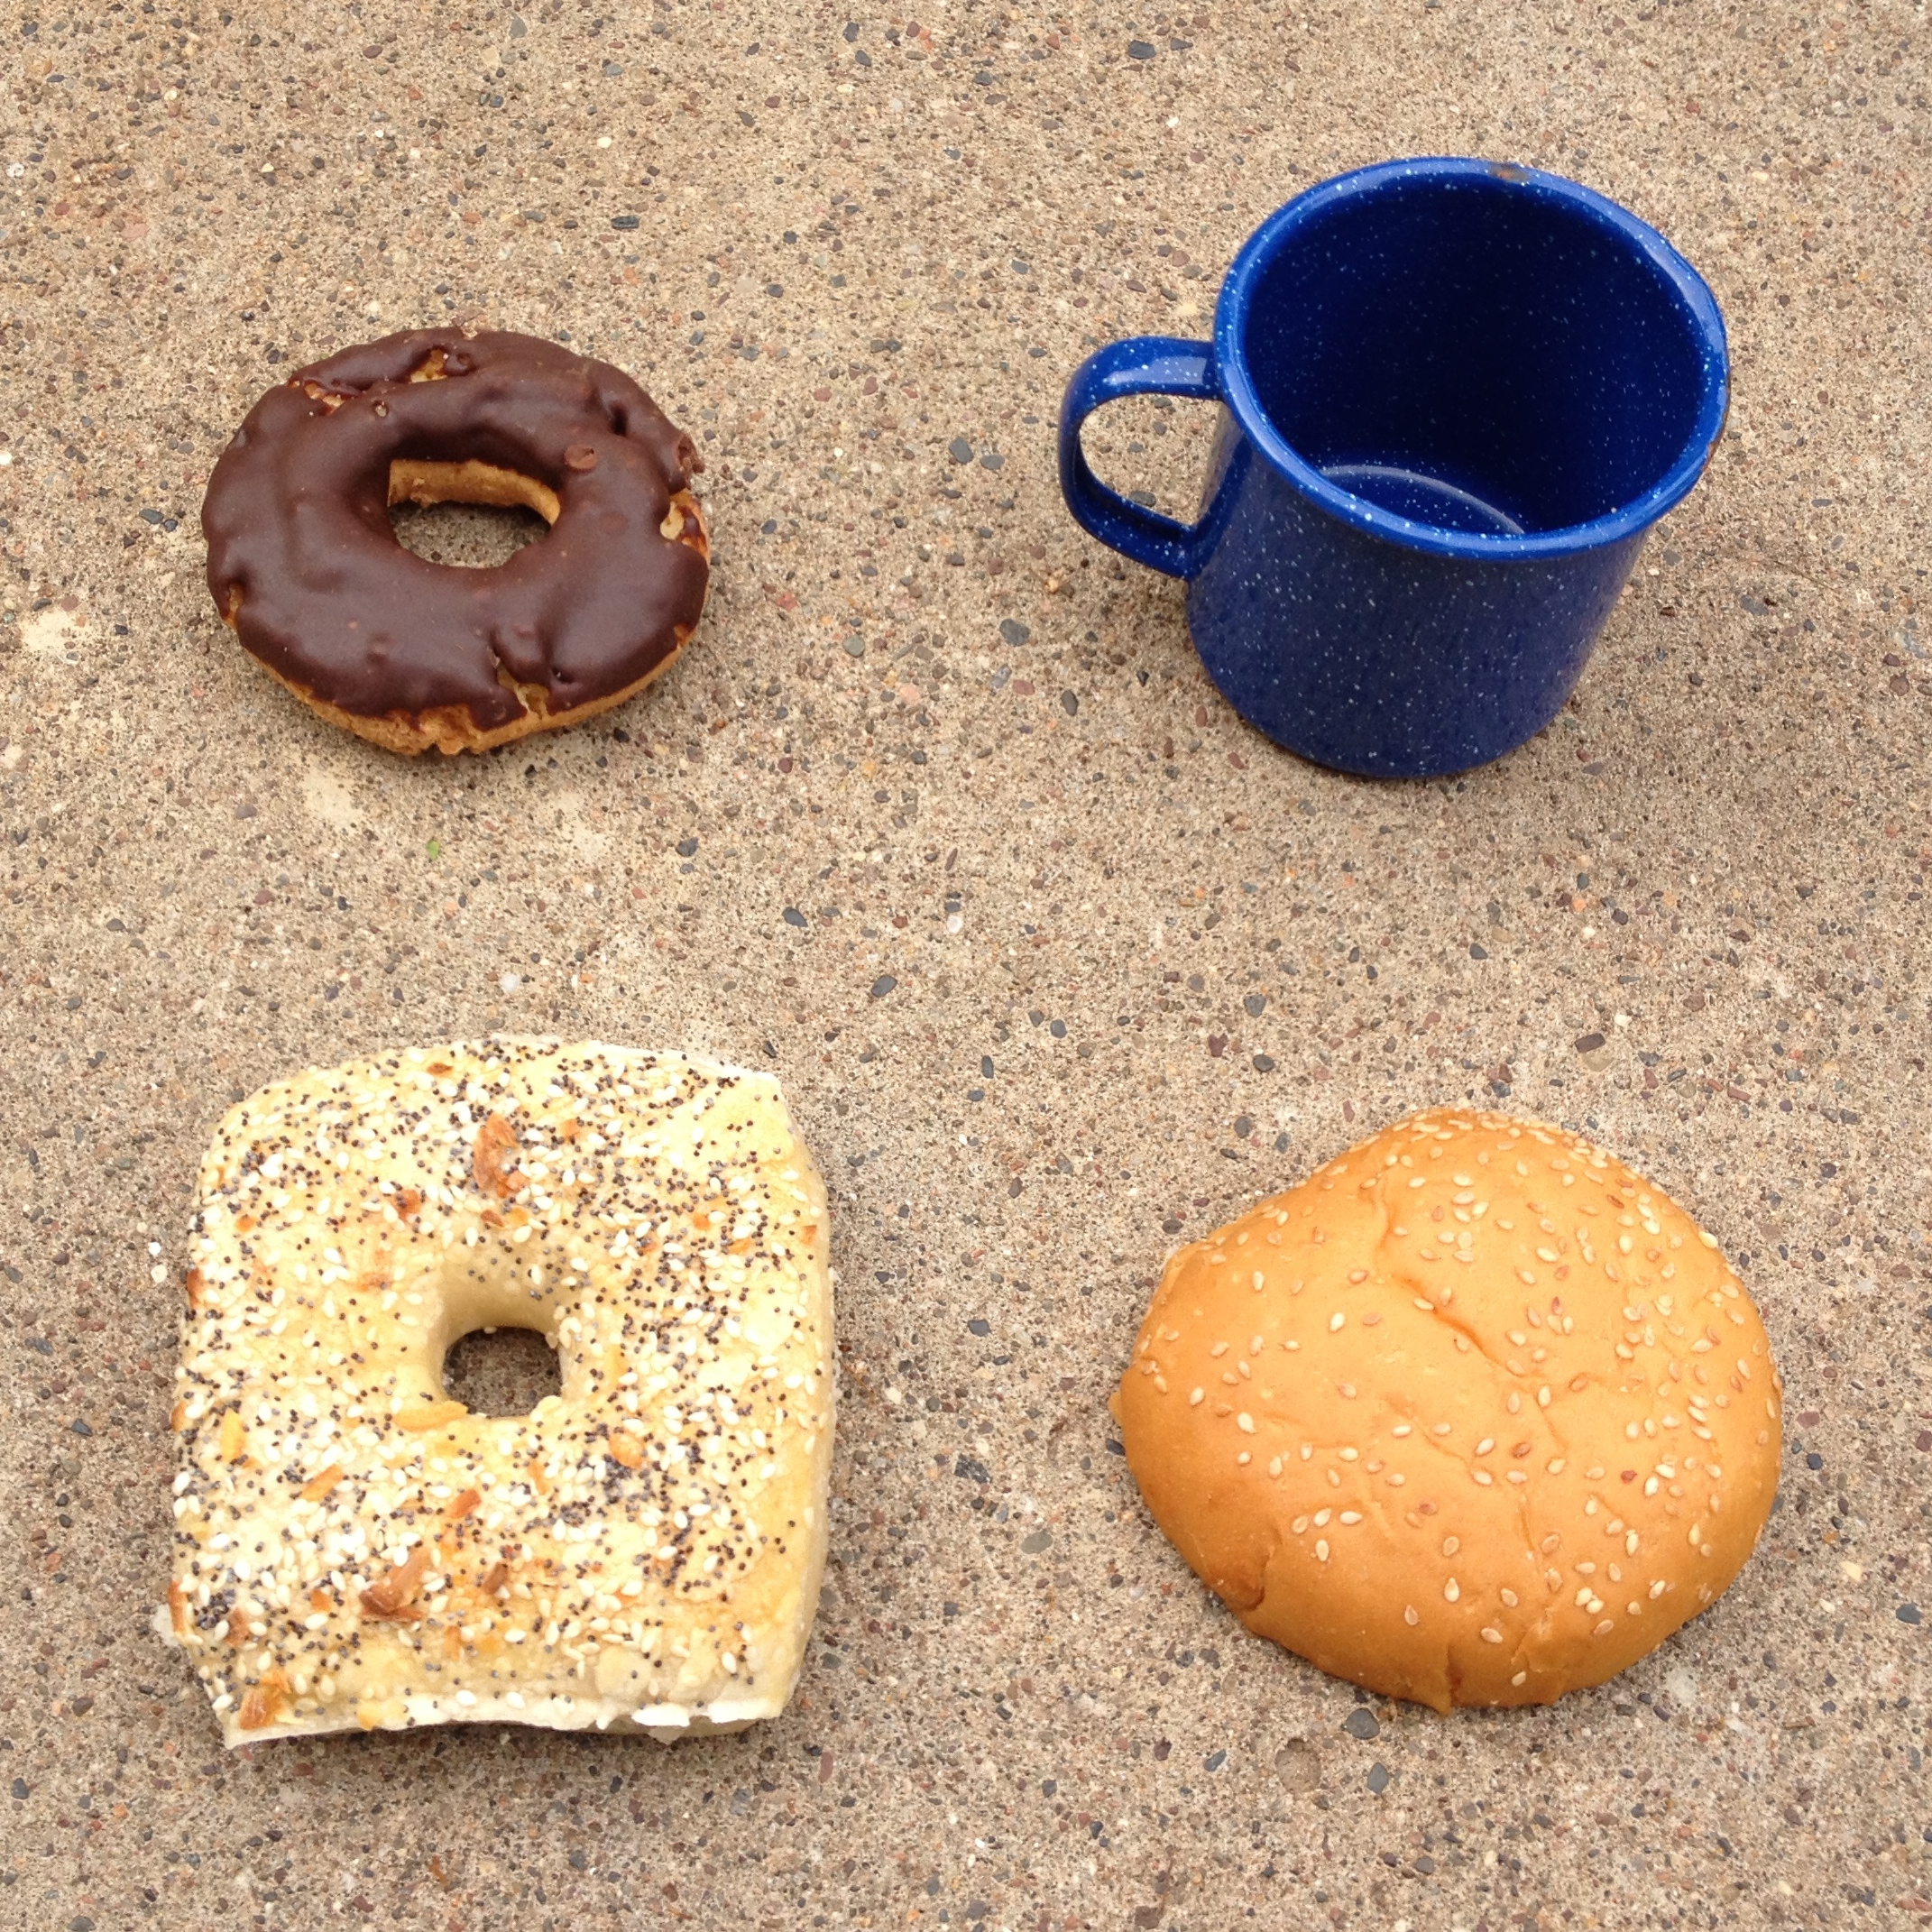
[202,328,708,730]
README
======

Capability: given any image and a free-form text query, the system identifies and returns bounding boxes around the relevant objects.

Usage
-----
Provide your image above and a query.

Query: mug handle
[1058,335,1220,580]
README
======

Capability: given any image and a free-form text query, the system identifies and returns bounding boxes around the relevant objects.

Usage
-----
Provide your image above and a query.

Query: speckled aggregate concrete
[2,2,1928,1927]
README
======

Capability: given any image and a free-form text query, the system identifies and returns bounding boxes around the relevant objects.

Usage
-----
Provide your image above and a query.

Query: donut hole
[391,498,550,569]
[387,456,558,570]
[438,1322,563,1417]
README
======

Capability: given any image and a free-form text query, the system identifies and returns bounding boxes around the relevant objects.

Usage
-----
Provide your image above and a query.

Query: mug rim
[1212,156,1731,561]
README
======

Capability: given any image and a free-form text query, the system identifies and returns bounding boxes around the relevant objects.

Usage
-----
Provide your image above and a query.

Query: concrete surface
[2,2,1928,1927]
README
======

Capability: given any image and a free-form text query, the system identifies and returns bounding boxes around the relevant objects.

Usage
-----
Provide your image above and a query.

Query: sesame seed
[1315,1540,1329,1562]
[1443,1577,1460,1602]
[1479,1627,1503,1644]
[1329,1311,1346,1332]
[1403,1605,1420,1626]
[1237,1412,1256,1434]
[1189,1387,1205,1406]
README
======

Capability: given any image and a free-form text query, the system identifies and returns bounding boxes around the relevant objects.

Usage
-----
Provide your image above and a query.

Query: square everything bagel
[161,1040,833,1745]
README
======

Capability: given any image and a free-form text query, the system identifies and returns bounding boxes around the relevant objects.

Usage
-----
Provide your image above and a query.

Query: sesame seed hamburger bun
[1111,1109,1781,1712]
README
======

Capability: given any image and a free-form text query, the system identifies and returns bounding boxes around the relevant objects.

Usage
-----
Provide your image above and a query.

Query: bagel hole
[390,498,550,570]
[440,1323,562,1417]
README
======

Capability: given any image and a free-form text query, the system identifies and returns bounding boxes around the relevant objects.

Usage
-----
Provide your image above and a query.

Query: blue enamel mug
[1058,158,1728,778]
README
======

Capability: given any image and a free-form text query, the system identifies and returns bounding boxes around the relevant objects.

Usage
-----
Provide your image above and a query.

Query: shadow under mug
[1058,158,1729,779]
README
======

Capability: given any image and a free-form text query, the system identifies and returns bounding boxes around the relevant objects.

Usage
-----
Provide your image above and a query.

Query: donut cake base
[161,1041,833,1745]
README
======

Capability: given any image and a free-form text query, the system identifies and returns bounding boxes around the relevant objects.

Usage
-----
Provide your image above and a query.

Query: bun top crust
[1113,1109,1782,1711]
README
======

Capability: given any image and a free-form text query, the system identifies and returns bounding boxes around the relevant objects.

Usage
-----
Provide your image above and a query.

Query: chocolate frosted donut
[202,328,710,754]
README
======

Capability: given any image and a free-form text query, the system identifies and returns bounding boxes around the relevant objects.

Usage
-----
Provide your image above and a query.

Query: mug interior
[1232,169,1716,540]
